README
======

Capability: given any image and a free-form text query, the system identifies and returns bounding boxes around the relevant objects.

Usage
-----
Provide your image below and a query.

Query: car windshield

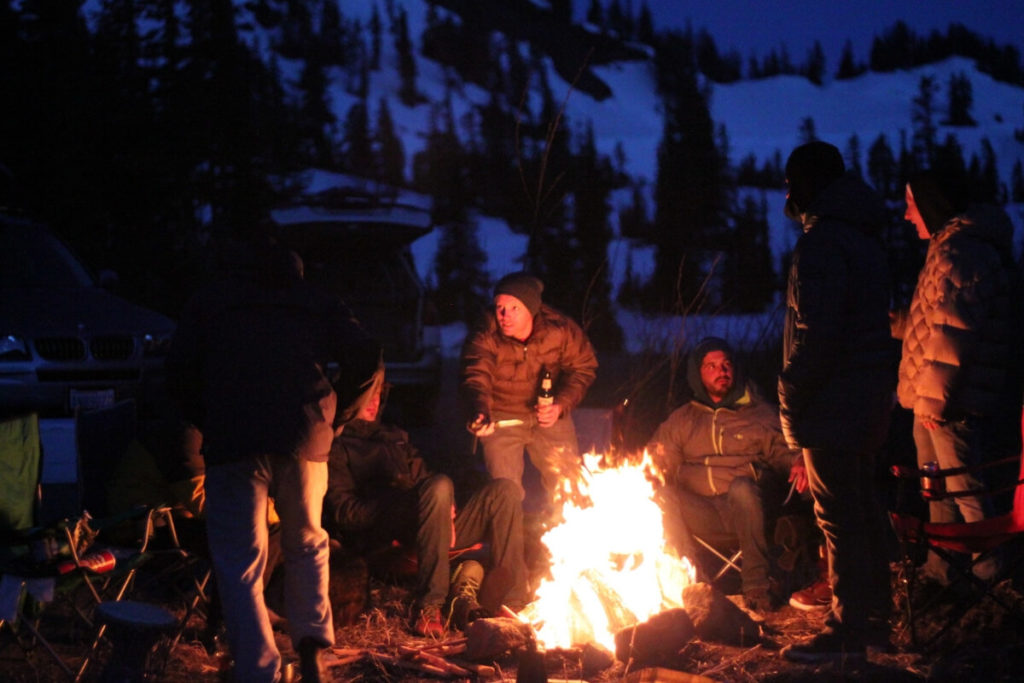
[0,221,95,289]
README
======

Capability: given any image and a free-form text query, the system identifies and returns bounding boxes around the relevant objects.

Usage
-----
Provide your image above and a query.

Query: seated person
[647,337,806,612]
[323,371,530,636]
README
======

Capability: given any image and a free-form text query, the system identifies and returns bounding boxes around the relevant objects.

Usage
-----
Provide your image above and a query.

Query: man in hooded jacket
[648,337,804,612]
[777,141,897,664]
[894,169,1021,581]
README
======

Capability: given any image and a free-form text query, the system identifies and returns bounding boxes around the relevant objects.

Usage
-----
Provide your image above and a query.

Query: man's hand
[536,402,562,428]
[789,454,808,494]
[467,413,495,437]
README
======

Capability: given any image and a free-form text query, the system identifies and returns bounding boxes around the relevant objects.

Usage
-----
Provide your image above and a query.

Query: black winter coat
[166,240,379,466]
[779,173,897,451]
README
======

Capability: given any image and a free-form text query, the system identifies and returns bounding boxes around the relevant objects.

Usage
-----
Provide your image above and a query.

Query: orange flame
[518,450,695,651]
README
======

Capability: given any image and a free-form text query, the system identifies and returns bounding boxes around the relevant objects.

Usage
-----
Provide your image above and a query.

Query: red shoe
[412,604,445,637]
[789,576,831,611]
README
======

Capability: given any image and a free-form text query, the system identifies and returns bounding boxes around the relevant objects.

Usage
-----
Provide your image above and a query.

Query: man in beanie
[893,168,1020,583]
[647,337,805,613]
[778,141,898,664]
[460,272,598,516]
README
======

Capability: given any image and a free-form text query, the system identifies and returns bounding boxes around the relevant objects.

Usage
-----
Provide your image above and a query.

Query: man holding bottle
[460,272,598,516]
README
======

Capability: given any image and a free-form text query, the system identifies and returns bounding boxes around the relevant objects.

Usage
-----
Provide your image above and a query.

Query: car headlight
[142,333,173,356]
[0,334,31,361]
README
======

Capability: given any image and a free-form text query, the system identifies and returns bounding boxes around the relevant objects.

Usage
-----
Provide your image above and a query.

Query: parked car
[0,213,176,418]
[270,182,442,424]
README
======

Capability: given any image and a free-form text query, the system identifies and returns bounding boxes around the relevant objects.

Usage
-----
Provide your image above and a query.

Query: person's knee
[486,477,522,508]
[727,477,763,512]
[420,473,454,505]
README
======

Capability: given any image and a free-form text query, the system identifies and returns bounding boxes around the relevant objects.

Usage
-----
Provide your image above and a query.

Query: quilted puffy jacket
[894,205,1018,422]
[460,305,598,419]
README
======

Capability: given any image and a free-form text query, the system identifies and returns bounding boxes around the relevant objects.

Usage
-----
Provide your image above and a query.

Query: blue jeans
[363,475,529,609]
[205,455,333,682]
[658,477,771,594]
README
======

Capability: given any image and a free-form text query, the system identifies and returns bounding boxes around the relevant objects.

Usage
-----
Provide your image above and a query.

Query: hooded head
[784,141,846,220]
[905,169,969,238]
[685,337,746,408]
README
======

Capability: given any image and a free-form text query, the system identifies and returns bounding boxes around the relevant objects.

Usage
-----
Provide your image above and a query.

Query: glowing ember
[518,450,696,651]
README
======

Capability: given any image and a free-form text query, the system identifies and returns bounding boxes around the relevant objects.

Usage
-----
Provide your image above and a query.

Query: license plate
[69,388,116,412]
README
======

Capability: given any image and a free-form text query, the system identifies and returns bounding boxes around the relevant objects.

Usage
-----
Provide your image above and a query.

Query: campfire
[518,450,696,652]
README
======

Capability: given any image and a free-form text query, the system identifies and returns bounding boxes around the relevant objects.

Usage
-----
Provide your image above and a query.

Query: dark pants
[803,447,890,639]
[366,475,528,608]
[658,477,771,594]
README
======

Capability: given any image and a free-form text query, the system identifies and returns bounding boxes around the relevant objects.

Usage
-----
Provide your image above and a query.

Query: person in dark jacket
[894,169,1021,582]
[323,372,529,637]
[647,337,804,613]
[461,272,598,513]
[777,142,897,665]
[165,229,380,682]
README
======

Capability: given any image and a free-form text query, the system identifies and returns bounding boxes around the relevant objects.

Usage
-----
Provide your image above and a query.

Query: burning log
[680,583,762,646]
[614,608,695,666]
[464,616,534,661]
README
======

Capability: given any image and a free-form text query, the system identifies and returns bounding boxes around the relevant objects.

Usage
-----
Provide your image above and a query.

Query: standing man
[776,142,897,664]
[460,272,598,514]
[647,337,805,613]
[894,169,1020,581]
[166,228,380,682]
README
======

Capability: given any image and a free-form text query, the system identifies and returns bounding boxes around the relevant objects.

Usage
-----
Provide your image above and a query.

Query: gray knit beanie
[494,272,544,316]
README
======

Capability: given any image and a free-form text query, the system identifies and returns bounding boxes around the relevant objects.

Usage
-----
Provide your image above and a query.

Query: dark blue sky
[635,0,1024,70]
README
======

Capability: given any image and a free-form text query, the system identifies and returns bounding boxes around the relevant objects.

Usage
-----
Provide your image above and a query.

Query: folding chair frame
[889,428,1024,652]
[693,534,743,582]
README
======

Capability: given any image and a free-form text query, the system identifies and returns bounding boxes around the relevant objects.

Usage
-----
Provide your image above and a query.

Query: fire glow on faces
[494,293,534,341]
[904,184,931,240]
[517,451,696,652]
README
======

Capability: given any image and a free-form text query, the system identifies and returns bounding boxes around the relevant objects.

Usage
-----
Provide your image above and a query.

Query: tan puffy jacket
[894,205,1017,422]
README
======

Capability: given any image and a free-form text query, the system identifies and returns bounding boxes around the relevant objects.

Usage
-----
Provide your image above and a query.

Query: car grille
[34,335,136,361]
[35,337,86,361]
[91,335,135,360]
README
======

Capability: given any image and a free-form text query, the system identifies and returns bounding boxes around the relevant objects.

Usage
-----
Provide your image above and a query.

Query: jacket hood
[934,204,1015,256]
[685,337,748,408]
[803,172,888,238]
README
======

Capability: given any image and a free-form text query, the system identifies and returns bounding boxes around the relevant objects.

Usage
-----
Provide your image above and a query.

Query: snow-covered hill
[329,2,1024,353]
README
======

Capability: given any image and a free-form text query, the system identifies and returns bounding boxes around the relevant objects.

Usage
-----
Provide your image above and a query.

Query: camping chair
[888,410,1024,651]
[74,401,213,670]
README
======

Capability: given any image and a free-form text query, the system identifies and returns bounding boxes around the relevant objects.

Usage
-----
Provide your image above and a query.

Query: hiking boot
[781,629,867,665]
[296,637,327,683]
[789,576,831,611]
[448,560,489,631]
[412,603,445,637]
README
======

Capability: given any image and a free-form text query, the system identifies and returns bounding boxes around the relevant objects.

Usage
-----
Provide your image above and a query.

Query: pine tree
[803,41,826,85]
[911,75,939,167]
[297,61,335,166]
[374,97,405,186]
[649,29,726,313]
[867,134,897,199]
[836,39,865,80]
[341,99,373,175]
[1011,159,1024,202]
[944,71,977,126]
[723,195,775,312]
[433,217,490,323]
[369,3,382,70]
[394,7,420,106]
[797,117,817,144]
[845,134,863,177]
